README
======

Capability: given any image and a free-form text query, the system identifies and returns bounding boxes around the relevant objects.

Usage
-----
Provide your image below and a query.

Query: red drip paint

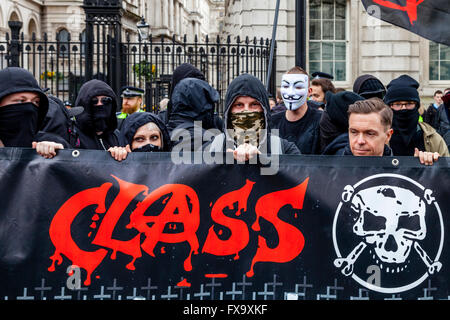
[90,222,97,229]
[247,178,308,278]
[202,180,254,258]
[205,274,228,278]
[177,279,191,287]
[92,214,100,221]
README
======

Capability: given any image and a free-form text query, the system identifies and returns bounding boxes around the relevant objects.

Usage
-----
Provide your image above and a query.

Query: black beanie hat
[325,90,365,131]
[384,74,420,106]
[353,74,386,98]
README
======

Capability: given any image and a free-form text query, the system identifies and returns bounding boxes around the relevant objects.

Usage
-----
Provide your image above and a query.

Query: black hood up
[118,112,172,152]
[167,63,206,121]
[0,67,49,128]
[169,77,220,126]
[223,74,271,146]
[74,79,118,133]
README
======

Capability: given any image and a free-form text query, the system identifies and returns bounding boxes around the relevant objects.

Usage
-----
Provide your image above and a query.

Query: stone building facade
[0,0,225,42]
[224,0,450,101]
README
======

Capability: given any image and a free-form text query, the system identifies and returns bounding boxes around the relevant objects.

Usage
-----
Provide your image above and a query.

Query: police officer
[117,86,145,130]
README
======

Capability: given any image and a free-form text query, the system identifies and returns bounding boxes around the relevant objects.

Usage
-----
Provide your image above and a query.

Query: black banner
[362,0,450,46]
[0,148,449,300]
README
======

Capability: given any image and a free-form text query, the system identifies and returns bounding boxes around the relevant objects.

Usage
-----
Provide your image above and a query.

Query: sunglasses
[91,97,113,105]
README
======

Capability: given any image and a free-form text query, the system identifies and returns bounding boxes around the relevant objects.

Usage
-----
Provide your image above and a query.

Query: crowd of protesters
[0,63,448,166]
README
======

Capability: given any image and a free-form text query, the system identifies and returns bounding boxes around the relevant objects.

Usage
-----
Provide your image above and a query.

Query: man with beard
[271,66,322,154]
[116,86,144,130]
[71,79,119,150]
[0,67,66,158]
[383,75,449,157]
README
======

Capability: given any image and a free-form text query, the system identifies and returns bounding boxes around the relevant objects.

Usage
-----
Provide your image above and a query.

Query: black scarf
[133,143,162,152]
[390,108,421,156]
[0,103,39,147]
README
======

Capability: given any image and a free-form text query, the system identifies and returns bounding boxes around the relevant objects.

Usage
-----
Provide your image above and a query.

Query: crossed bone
[334,241,442,276]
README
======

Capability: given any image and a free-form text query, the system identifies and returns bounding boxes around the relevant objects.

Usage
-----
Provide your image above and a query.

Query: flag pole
[265,0,281,91]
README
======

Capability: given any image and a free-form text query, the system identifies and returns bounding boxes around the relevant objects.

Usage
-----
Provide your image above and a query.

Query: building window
[309,0,347,81]
[57,28,70,57]
[429,42,450,80]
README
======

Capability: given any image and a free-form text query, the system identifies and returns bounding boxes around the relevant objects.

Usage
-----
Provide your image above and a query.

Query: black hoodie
[209,74,299,155]
[73,80,119,150]
[118,111,172,152]
[165,63,206,124]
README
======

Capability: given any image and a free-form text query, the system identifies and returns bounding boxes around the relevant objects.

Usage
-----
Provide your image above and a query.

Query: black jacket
[209,73,300,155]
[118,112,172,152]
[271,105,322,154]
[168,77,221,151]
[166,63,206,124]
[72,80,119,150]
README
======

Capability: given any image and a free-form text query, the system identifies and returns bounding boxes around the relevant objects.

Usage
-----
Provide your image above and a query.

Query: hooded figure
[384,75,449,156]
[162,63,207,124]
[207,74,299,155]
[118,111,172,152]
[320,90,364,154]
[73,79,119,150]
[0,67,51,147]
[168,77,221,151]
[353,74,386,100]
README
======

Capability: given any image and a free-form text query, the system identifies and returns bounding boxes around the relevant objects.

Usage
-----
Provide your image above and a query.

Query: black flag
[361,0,450,46]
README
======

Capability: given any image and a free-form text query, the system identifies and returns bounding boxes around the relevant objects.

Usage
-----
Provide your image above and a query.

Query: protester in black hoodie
[0,67,65,158]
[108,112,172,161]
[319,90,364,154]
[207,73,300,160]
[168,77,221,152]
[72,79,119,150]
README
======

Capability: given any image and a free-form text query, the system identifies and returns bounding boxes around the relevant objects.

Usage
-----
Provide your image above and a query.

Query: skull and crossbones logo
[332,174,443,293]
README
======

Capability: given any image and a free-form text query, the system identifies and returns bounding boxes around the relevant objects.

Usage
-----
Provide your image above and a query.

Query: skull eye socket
[363,210,386,232]
[397,214,421,232]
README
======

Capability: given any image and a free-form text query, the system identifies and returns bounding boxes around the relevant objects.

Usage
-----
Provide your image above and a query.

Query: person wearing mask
[72,79,120,150]
[108,112,172,161]
[383,75,449,157]
[206,73,300,161]
[346,98,441,165]
[271,66,322,154]
[0,67,66,158]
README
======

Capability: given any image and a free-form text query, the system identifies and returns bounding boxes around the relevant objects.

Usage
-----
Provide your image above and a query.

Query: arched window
[308,0,347,81]
[57,28,70,57]
[28,19,38,40]
[429,42,450,81]
[80,29,86,56]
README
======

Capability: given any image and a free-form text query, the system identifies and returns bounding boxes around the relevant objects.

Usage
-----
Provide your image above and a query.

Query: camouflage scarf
[229,111,265,147]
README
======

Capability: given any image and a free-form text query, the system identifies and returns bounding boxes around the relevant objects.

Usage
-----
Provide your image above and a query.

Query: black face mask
[0,103,39,147]
[390,108,420,156]
[91,103,111,133]
[133,143,162,153]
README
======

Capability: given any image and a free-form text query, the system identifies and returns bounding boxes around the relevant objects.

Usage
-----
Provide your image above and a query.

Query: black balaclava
[133,143,162,153]
[0,103,39,147]
[91,100,112,133]
[384,75,421,156]
[0,67,49,147]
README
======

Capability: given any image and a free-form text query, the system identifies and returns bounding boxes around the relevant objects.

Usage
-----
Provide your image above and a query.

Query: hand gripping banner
[361,0,450,46]
[0,148,449,300]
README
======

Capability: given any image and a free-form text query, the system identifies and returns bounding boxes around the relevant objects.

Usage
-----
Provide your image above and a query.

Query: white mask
[280,74,309,111]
